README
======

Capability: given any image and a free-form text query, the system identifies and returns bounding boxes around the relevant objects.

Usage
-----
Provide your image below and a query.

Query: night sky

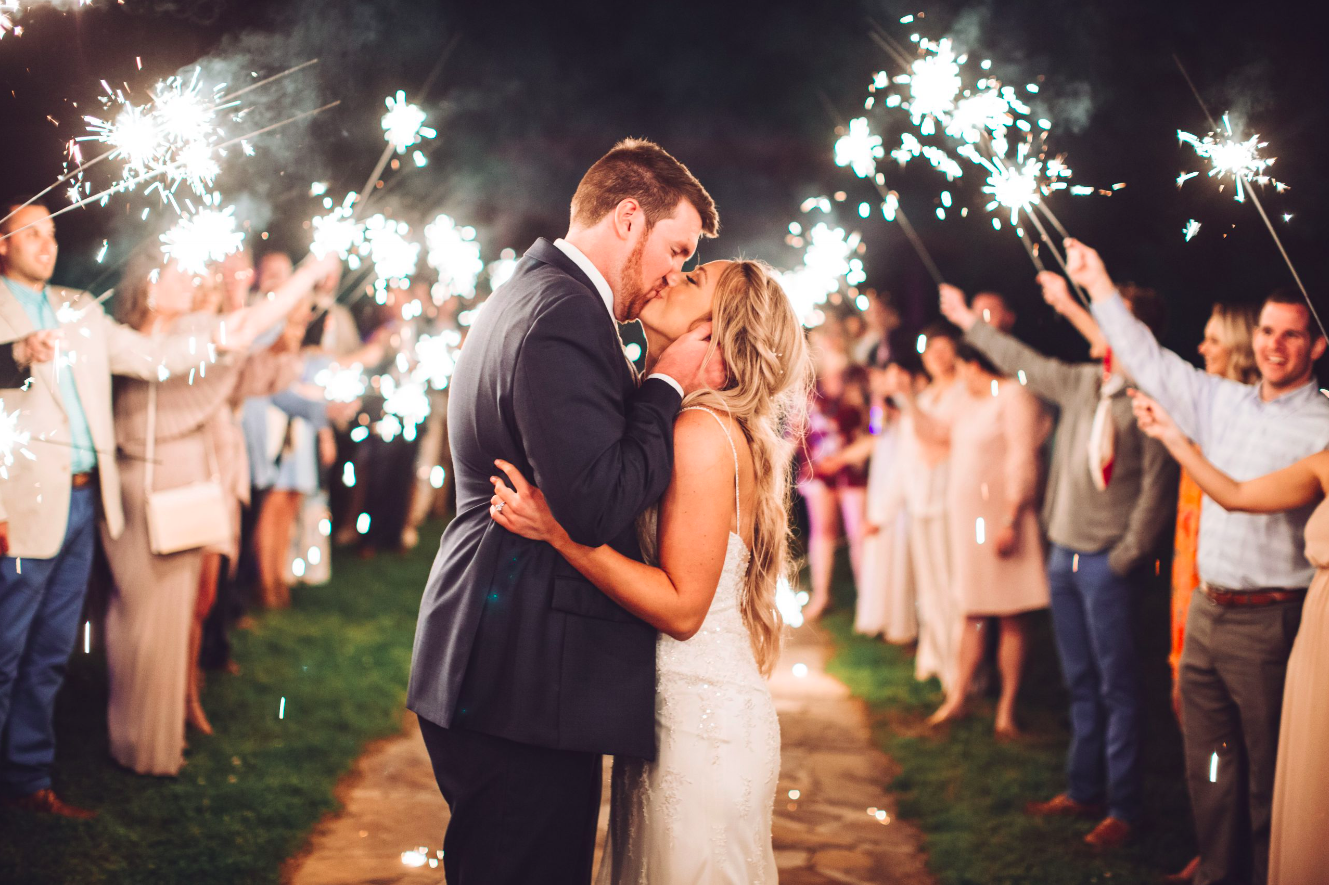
[2,0,1323,361]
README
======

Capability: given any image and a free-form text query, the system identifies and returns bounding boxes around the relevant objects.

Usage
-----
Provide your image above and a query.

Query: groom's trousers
[420,717,602,885]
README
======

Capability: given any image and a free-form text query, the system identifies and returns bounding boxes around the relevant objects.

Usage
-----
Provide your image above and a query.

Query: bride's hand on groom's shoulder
[653,322,727,395]
[490,460,565,545]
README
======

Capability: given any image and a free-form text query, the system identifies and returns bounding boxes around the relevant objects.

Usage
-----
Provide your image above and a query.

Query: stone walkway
[285,624,933,884]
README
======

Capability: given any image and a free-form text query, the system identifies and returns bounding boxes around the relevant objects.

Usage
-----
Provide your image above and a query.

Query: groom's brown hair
[570,138,719,237]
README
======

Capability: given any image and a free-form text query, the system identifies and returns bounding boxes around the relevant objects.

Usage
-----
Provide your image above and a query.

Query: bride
[488,258,812,884]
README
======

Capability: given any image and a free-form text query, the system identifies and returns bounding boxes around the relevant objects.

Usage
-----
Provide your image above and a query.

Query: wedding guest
[1072,236,1329,885]
[940,280,1176,850]
[826,361,920,643]
[853,288,905,368]
[886,323,967,692]
[99,243,333,776]
[799,320,870,620]
[1133,390,1329,885]
[930,343,1051,734]
[970,290,1017,334]
[0,199,312,812]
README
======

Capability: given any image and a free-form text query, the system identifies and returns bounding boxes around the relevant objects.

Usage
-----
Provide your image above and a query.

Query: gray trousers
[1180,591,1304,885]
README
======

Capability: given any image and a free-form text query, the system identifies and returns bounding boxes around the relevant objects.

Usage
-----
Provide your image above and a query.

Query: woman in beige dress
[887,324,968,692]
[1133,391,1329,884]
[929,343,1051,733]
[101,244,335,775]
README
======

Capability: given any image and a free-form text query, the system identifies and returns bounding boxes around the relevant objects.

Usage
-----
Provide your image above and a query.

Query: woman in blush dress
[1134,391,1329,885]
[929,343,1050,734]
[101,245,335,775]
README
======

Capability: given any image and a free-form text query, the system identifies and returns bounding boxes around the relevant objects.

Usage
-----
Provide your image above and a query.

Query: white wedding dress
[596,408,781,885]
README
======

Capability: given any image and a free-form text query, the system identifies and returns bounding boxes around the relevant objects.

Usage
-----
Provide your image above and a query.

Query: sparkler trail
[0,100,341,242]
[1172,55,1325,340]
[160,201,245,275]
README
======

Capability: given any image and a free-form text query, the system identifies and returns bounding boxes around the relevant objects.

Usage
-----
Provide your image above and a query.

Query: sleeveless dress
[1268,497,1329,884]
[596,407,781,885]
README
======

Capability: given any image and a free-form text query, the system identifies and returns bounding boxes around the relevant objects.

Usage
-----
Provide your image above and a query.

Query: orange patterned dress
[1170,468,1203,678]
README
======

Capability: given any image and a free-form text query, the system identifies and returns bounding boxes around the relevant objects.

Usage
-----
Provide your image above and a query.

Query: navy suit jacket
[406,238,681,759]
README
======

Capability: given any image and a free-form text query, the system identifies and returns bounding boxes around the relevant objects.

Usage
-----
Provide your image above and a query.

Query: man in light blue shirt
[1069,238,1329,885]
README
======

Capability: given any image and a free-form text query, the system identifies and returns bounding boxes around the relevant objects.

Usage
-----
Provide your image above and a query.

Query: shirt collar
[553,238,615,321]
[2,275,47,302]
[1252,377,1323,410]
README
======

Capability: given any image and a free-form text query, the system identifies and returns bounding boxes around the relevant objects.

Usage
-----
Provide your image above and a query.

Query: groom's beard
[618,235,658,322]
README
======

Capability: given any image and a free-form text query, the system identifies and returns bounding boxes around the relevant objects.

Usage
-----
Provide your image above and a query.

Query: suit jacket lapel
[0,285,67,416]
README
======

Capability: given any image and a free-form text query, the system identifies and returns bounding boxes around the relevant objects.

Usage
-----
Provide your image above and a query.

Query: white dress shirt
[553,238,684,397]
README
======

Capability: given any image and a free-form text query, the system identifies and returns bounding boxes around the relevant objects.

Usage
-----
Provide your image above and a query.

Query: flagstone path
[285,624,934,884]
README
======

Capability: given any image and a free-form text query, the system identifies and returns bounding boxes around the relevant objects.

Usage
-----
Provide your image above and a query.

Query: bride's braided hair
[638,260,813,675]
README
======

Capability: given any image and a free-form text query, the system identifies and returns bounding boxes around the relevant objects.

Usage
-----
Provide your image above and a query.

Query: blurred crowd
[0,196,467,814]
[798,242,1329,883]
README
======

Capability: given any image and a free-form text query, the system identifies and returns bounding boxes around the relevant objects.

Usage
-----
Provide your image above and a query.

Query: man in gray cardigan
[941,282,1177,850]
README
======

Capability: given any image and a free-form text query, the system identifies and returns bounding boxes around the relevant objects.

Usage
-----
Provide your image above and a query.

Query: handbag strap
[143,380,222,498]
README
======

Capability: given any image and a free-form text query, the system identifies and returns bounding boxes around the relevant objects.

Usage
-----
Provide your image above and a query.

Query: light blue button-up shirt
[3,276,98,473]
[1094,292,1329,589]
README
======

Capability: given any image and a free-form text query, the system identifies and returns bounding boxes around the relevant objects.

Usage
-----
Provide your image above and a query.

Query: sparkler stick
[218,58,319,103]
[1172,55,1326,339]
[352,35,460,217]
[1022,208,1088,304]
[0,101,341,241]
[0,152,112,228]
[820,93,944,286]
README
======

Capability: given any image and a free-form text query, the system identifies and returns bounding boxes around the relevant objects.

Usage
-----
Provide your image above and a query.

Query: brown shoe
[3,788,97,819]
[1025,793,1106,819]
[1084,816,1132,849]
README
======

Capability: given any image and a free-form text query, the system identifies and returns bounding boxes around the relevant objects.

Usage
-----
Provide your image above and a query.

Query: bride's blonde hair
[639,260,813,675]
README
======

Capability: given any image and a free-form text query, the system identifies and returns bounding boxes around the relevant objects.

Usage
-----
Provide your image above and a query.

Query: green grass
[821,552,1197,885]
[0,521,445,885]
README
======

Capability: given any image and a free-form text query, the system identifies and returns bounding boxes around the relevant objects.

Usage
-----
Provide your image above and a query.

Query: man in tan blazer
[0,200,284,818]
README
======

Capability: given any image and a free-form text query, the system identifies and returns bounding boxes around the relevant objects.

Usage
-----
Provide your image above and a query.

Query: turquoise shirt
[3,277,98,473]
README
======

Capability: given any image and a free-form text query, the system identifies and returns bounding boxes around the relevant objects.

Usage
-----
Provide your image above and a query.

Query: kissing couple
[407,138,813,884]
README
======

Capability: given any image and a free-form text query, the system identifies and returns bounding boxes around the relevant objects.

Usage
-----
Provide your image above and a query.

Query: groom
[407,139,722,884]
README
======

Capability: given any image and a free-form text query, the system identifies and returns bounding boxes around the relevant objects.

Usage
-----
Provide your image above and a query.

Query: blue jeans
[1046,544,1141,822]
[0,486,97,797]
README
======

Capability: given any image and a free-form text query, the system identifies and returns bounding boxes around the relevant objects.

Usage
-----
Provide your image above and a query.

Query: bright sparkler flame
[310,193,365,263]
[160,201,245,275]
[381,90,436,154]
[486,252,518,291]
[1,397,35,479]
[412,330,462,391]
[381,375,431,428]
[424,214,483,300]
[778,222,865,327]
[982,157,1042,224]
[1177,113,1285,203]
[361,215,419,288]
[834,117,884,179]
[314,362,367,403]
[902,38,963,133]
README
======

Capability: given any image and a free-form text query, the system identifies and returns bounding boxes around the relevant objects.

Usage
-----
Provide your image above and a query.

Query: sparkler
[314,363,367,403]
[412,330,462,391]
[381,90,436,154]
[310,193,366,265]
[486,249,519,291]
[779,221,866,327]
[1172,55,1324,339]
[360,215,419,292]
[1177,114,1285,205]
[1,398,35,479]
[424,214,483,301]
[159,199,245,275]
[834,117,884,179]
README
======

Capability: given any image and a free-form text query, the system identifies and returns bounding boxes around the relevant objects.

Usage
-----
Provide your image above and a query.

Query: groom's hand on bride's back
[653,322,727,396]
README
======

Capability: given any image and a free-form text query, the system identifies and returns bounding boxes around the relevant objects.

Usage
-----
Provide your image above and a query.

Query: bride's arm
[490,410,734,641]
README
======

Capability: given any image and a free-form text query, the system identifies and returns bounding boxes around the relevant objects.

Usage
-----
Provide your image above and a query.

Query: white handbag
[143,382,233,556]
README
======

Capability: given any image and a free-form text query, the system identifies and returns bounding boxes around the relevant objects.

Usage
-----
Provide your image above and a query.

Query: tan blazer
[0,285,203,559]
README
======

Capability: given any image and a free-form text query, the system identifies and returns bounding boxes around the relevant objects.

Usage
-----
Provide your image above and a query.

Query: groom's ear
[612,198,644,241]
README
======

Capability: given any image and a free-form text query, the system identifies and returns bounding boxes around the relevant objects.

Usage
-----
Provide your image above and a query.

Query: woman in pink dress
[930,343,1051,734]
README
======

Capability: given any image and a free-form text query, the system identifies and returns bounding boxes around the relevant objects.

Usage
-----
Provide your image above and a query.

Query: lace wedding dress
[596,408,781,885]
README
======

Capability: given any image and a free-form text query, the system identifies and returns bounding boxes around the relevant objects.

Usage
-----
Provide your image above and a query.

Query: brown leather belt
[1200,582,1305,607]
[70,470,98,489]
